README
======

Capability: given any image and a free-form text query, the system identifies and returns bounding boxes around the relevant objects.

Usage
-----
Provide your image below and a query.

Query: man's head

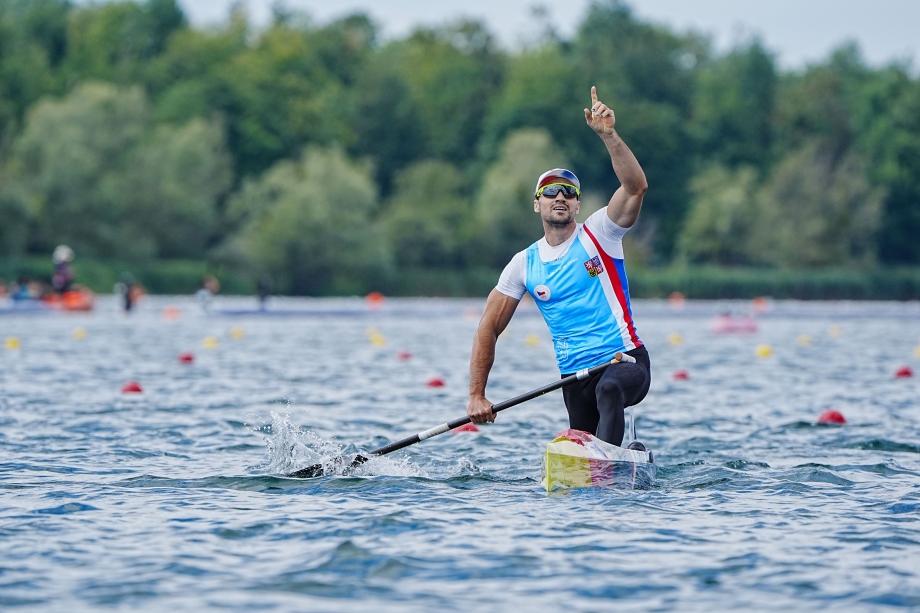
[533,168,581,228]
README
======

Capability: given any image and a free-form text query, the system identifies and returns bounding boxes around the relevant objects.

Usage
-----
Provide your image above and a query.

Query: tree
[381,160,472,268]
[676,165,759,265]
[568,0,697,257]
[62,0,186,83]
[116,118,233,258]
[0,0,70,139]
[5,82,232,259]
[226,147,390,295]
[9,82,150,257]
[692,41,777,169]
[474,129,569,267]
[749,141,883,267]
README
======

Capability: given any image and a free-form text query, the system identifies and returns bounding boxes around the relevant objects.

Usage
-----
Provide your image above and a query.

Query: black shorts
[560,345,651,442]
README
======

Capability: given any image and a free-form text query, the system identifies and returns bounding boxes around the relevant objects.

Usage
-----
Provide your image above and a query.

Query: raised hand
[584,85,616,135]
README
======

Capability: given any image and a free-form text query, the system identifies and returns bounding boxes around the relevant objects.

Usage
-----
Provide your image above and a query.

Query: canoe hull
[541,429,657,491]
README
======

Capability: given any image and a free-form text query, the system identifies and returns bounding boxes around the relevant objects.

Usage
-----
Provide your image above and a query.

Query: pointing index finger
[591,86,598,106]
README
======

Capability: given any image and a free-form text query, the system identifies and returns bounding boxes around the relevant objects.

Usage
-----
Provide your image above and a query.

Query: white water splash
[254,411,428,478]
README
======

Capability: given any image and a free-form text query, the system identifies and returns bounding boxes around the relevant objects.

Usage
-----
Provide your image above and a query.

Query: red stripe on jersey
[583,225,641,347]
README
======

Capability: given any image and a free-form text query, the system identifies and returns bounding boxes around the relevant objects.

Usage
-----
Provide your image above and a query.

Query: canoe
[709,314,758,334]
[541,428,657,491]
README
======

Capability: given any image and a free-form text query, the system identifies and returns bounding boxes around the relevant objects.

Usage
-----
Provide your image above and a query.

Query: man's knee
[596,375,625,401]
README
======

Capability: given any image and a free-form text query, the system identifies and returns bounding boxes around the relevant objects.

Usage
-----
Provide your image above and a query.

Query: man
[51,245,75,294]
[466,86,650,447]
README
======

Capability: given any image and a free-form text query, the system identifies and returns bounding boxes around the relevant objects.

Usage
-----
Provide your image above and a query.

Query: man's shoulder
[583,207,629,241]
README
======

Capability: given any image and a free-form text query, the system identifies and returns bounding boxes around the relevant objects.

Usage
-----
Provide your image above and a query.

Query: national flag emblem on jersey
[583,256,604,278]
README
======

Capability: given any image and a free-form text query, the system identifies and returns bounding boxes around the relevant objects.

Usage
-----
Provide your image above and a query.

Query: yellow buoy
[366,327,387,347]
[525,333,540,347]
[796,334,811,347]
[914,345,920,359]
[5,337,21,350]
[202,336,219,350]
[228,327,245,340]
[72,327,87,341]
[667,333,683,346]
[755,344,773,358]
[828,325,842,339]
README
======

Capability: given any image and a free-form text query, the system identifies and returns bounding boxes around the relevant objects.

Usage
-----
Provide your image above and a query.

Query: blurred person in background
[115,272,145,312]
[467,87,650,449]
[257,275,273,310]
[51,245,75,294]
[196,274,221,308]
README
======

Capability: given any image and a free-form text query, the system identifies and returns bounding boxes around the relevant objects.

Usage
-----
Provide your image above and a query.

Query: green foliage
[677,165,759,265]
[1,0,919,295]
[0,0,69,138]
[3,82,231,259]
[692,42,776,168]
[117,118,233,258]
[475,129,569,267]
[227,146,390,295]
[63,0,185,83]
[381,160,473,268]
[751,142,883,267]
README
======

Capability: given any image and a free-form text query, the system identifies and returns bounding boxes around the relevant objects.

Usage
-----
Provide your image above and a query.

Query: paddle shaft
[367,355,628,457]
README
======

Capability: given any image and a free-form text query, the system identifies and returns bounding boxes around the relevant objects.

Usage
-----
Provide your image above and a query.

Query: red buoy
[895,366,913,379]
[178,352,194,364]
[426,377,445,388]
[121,381,143,393]
[817,409,846,425]
[453,423,479,433]
[672,369,689,381]
[397,350,413,361]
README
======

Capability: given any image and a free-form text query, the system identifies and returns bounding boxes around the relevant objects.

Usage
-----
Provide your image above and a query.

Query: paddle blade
[286,454,369,478]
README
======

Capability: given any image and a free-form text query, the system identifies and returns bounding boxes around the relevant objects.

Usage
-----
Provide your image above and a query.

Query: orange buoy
[895,366,913,379]
[672,369,689,381]
[426,377,445,388]
[751,296,771,314]
[397,350,413,361]
[366,291,385,310]
[162,306,182,321]
[453,423,479,433]
[121,381,143,393]
[178,352,194,364]
[817,409,846,425]
[668,291,686,311]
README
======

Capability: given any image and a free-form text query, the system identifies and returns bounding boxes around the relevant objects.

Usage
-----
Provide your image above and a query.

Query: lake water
[2,296,919,611]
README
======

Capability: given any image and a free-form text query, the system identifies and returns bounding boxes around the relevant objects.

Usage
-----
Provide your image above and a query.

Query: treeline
[0,0,918,295]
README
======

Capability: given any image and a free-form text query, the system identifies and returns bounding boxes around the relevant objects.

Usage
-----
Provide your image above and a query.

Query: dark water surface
[2,297,919,611]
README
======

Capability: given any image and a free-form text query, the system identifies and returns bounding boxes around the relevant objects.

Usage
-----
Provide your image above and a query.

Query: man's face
[534,186,580,228]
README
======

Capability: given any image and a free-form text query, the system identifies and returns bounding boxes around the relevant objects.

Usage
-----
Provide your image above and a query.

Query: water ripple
[1,297,919,611]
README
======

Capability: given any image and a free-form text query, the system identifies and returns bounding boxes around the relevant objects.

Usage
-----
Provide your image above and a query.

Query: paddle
[286,352,635,478]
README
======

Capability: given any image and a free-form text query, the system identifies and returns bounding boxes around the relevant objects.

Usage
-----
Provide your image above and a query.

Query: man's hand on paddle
[584,86,616,135]
[467,395,495,425]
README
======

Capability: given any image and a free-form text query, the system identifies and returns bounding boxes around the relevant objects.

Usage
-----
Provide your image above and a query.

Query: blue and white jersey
[496,209,641,373]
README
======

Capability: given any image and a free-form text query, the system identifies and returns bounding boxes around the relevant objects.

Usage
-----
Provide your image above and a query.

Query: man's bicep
[481,289,520,336]
[605,186,643,228]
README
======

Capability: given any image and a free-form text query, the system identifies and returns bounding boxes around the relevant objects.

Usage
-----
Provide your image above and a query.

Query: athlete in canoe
[467,86,650,447]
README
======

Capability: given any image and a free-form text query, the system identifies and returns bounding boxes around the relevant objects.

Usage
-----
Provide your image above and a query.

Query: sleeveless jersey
[499,210,641,373]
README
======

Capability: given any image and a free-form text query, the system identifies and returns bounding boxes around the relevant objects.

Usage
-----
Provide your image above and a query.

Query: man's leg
[594,347,651,445]
[562,374,601,435]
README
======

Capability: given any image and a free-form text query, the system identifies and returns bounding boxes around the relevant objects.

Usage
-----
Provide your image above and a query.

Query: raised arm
[467,289,520,424]
[584,86,648,228]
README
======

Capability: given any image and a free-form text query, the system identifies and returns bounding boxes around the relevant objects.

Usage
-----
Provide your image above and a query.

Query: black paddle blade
[286,454,369,478]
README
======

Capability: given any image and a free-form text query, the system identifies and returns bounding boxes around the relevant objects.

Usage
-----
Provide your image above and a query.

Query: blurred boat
[709,313,758,334]
[40,288,95,312]
[541,428,657,491]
